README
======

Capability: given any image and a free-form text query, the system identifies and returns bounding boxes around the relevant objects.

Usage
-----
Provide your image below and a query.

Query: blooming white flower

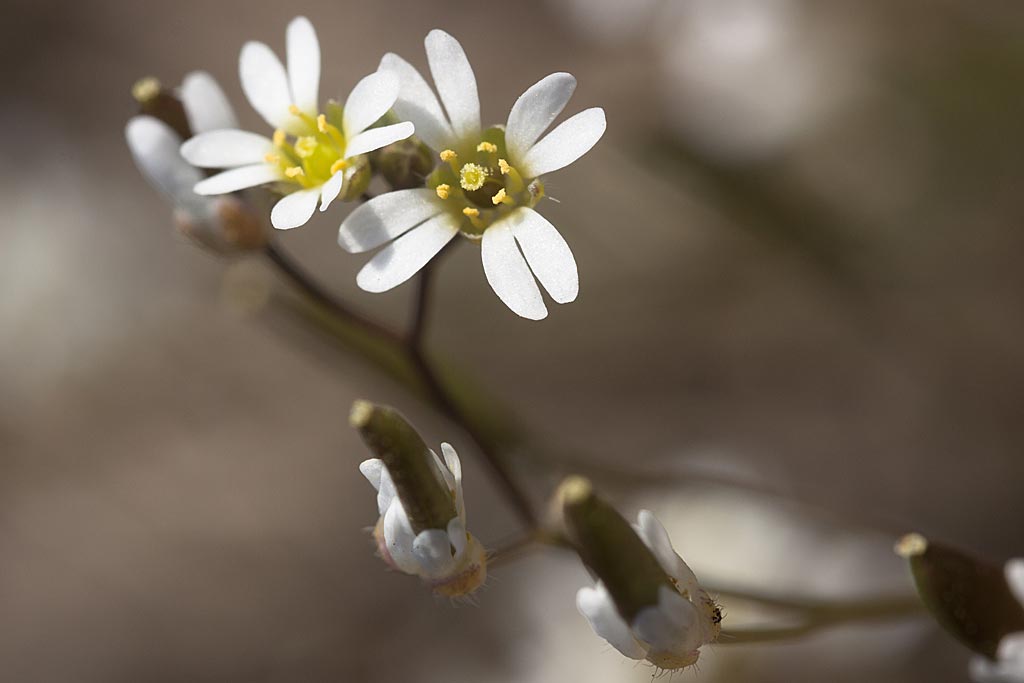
[180,16,415,231]
[359,442,487,597]
[971,560,1024,683]
[338,30,606,320]
[576,510,720,670]
[126,72,263,251]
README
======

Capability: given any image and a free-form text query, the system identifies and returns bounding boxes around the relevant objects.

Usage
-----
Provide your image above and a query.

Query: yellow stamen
[459,163,487,191]
[273,129,287,147]
[498,159,512,175]
[435,184,451,200]
[288,104,302,116]
[462,207,480,218]
[294,136,318,158]
[491,188,511,205]
[264,153,280,163]
[317,114,328,133]
[131,77,161,104]
[285,166,305,178]
[329,159,348,175]
[440,149,458,162]
[476,141,497,153]
[501,159,526,194]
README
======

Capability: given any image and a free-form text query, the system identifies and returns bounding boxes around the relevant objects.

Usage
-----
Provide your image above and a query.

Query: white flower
[338,30,606,320]
[359,442,487,597]
[971,560,1024,683]
[180,16,415,231]
[126,72,263,251]
[576,510,720,670]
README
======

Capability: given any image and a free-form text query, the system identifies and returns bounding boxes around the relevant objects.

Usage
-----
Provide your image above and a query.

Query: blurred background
[3,0,1024,680]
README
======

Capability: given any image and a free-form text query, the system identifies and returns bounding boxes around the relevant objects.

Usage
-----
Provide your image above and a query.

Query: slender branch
[263,241,402,344]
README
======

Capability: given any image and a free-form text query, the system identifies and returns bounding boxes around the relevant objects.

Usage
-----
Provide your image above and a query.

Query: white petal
[424,30,480,141]
[510,207,578,304]
[997,632,1024,665]
[194,163,282,195]
[577,583,647,659]
[286,16,320,115]
[376,465,397,516]
[338,188,443,254]
[430,449,456,494]
[447,517,468,557]
[270,187,321,230]
[240,41,297,133]
[378,53,455,152]
[318,171,345,212]
[125,116,203,210]
[180,130,274,168]
[383,499,420,574]
[412,529,455,579]
[481,220,547,320]
[356,213,459,293]
[520,107,606,178]
[344,121,415,159]
[180,71,238,133]
[505,72,577,162]
[343,71,400,138]
[633,588,703,656]
[358,458,384,491]
[1006,559,1024,609]
[635,511,701,594]
[441,443,464,521]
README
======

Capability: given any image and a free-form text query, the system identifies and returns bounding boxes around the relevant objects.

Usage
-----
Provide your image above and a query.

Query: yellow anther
[476,141,498,153]
[329,159,348,175]
[440,149,458,162]
[435,184,451,200]
[264,153,280,163]
[273,130,287,147]
[317,114,328,133]
[459,163,487,191]
[285,166,305,178]
[462,207,480,218]
[294,136,318,158]
[131,77,161,104]
[491,188,510,206]
[498,159,512,175]
[289,104,302,116]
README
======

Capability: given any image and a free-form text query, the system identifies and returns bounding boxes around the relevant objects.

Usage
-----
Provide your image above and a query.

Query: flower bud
[132,76,191,139]
[896,533,1024,660]
[372,137,434,190]
[351,401,486,597]
[559,477,719,670]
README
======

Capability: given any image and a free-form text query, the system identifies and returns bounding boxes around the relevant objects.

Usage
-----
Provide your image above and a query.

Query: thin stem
[406,258,538,529]
[487,531,544,570]
[264,241,402,344]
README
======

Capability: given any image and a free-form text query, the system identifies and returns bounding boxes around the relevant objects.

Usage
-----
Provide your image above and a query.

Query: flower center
[429,133,545,236]
[265,106,349,188]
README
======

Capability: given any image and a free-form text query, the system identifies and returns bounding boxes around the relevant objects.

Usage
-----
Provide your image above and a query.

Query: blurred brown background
[2,0,1023,680]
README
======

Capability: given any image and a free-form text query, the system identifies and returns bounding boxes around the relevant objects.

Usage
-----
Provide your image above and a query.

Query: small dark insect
[711,605,723,624]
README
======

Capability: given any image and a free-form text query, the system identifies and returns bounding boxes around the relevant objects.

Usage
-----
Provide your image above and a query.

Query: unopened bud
[350,401,457,533]
[372,137,434,190]
[896,532,1024,658]
[132,76,191,139]
[175,196,267,255]
[338,154,373,203]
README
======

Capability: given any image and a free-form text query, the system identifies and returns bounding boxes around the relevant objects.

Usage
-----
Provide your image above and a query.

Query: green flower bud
[896,532,1024,658]
[372,137,434,190]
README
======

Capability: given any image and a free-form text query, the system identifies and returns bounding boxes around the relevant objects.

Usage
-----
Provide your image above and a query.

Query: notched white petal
[356,213,459,293]
[425,29,480,141]
[511,208,579,305]
[286,16,320,115]
[338,188,443,253]
[180,71,238,133]
[344,121,415,159]
[520,107,606,178]
[482,220,547,321]
[343,71,401,138]
[240,41,296,133]
[180,130,274,168]
[378,52,454,153]
[193,163,282,195]
[506,72,577,162]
